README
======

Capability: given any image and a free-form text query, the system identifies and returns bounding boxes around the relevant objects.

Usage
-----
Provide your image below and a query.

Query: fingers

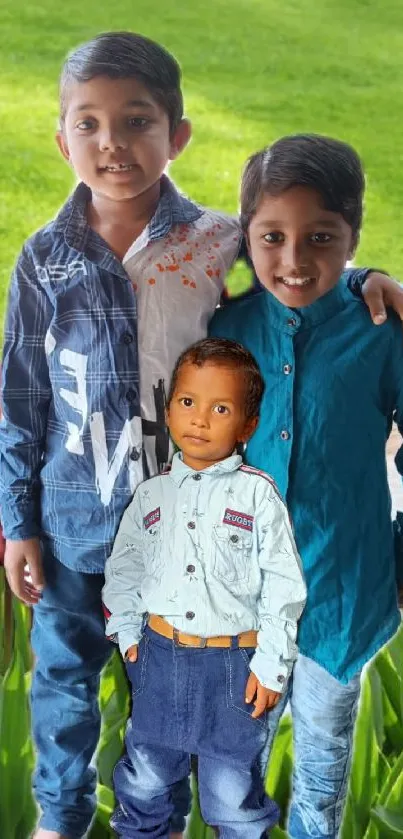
[245,672,258,704]
[26,544,45,591]
[251,691,268,718]
[125,644,138,662]
[363,288,387,326]
[4,538,44,605]
[362,273,403,325]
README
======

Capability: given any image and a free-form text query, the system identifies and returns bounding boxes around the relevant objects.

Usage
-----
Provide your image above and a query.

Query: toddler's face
[166,362,257,472]
[247,185,355,308]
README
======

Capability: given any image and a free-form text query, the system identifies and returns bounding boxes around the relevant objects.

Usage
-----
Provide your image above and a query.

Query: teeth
[105,164,134,171]
[281,277,313,287]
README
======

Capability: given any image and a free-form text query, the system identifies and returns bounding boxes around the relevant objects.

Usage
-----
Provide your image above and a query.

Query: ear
[245,230,252,258]
[238,416,259,444]
[164,406,170,429]
[169,118,192,161]
[55,130,71,163]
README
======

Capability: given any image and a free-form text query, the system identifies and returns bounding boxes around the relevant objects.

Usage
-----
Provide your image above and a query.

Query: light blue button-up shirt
[210,281,403,683]
[102,452,306,692]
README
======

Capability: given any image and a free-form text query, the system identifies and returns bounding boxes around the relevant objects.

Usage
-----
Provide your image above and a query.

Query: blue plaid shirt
[0,178,208,572]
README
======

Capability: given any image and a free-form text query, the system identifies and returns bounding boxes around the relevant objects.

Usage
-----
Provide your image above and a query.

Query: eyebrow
[177,391,235,404]
[254,217,342,229]
[73,99,156,113]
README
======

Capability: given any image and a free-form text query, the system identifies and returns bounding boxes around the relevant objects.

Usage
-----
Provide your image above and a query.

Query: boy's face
[56,76,190,204]
[247,185,356,308]
[166,362,258,472]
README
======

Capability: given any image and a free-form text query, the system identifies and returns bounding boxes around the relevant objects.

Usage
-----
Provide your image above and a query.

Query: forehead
[175,361,246,400]
[252,185,347,229]
[62,74,164,117]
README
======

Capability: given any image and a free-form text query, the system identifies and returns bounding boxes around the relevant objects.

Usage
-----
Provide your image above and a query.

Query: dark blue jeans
[30,552,190,838]
[112,626,283,838]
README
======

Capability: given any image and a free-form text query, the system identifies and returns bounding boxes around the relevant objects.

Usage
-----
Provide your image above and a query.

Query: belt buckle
[173,628,207,648]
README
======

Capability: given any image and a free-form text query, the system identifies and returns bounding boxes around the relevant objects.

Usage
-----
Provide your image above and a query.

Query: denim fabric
[30,551,190,838]
[210,281,403,681]
[111,626,283,838]
[287,654,361,839]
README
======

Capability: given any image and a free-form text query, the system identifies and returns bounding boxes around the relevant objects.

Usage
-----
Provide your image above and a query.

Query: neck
[87,180,162,258]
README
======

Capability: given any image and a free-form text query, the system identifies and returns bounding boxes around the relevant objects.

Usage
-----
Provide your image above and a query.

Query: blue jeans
[112,626,284,838]
[281,654,361,839]
[30,553,190,838]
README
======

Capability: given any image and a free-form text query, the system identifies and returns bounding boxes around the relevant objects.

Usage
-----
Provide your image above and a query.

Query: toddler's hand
[4,537,44,605]
[125,644,138,662]
[245,671,281,718]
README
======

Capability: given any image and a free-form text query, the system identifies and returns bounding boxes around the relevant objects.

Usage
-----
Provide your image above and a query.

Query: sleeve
[249,482,307,692]
[343,267,386,297]
[102,491,146,657]
[0,245,53,539]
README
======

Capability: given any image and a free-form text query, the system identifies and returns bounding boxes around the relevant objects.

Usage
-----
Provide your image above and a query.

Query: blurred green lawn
[1,0,403,318]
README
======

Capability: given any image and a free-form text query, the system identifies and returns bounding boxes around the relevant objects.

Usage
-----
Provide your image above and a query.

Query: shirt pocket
[212,525,252,584]
[145,524,164,578]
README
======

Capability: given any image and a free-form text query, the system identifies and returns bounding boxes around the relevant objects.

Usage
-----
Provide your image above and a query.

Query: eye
[75,119,95,131]
[179,397,193,407]
[213,404,229,415]
[310,232,332,244]
[128,117,149,129]
[263,231,284,244]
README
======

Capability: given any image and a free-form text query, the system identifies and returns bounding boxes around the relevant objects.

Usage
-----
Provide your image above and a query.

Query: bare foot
[33,830,68,839]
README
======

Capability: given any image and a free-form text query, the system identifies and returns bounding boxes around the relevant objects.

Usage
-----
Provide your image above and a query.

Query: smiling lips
[278,276,315,288]
[101,163,136,172]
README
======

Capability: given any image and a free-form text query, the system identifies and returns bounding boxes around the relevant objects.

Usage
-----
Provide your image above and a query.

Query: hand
[245,671,281,718]
[4,537,44,605]
[362,272,403,325]
[125,644,138,662]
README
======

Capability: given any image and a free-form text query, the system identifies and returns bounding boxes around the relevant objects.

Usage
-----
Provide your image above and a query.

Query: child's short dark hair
[240,134,365,240]
[167,338,264,420]
[60,31,183,135]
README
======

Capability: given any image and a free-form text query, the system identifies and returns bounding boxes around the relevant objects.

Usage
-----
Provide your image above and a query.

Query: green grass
[1,0,403,312]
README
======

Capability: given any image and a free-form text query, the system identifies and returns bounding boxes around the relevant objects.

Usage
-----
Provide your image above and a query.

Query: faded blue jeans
[30,552,190,838]
[281,654,362,839]
[112,626,284,838]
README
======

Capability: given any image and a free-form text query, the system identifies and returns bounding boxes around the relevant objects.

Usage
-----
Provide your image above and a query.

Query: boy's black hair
[60,31,183,135]
[167,338,265,420]
[240,134,365,240]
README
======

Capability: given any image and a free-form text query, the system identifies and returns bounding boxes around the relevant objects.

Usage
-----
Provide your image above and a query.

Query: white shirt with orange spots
[123,189,242,479]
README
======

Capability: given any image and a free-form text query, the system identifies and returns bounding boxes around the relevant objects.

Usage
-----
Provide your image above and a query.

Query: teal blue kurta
[210,281,403,682]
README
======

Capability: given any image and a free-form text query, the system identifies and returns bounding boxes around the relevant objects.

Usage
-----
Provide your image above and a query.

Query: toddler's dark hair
[60,31,183,135]
[167,338,264,420]
[241,134,365,241]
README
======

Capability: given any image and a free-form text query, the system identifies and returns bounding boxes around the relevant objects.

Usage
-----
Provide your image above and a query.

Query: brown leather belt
[147,614,257,648]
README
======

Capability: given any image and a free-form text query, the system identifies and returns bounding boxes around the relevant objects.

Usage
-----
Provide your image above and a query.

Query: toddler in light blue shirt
[103,337,306,838]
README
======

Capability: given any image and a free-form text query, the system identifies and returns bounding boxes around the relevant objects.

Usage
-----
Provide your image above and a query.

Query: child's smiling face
[166,361,258,472]
[247,185,356,308]
[56,75,189,204]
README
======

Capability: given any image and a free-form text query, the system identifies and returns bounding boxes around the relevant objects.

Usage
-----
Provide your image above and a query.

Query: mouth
[276,276,316,290]
[183,434,210,444]
[100,163,136,173]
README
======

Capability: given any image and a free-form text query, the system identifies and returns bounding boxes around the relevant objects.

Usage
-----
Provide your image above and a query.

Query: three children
[0,29,402,839]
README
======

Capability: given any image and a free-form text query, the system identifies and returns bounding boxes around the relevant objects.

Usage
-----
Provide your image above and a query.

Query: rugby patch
[223,508,254,532]
[144,507,161,530]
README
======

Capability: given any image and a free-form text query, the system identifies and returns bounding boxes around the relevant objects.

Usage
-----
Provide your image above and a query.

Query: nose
[98,123,128,152]
[281,238,310,274]
[191,408,210,429]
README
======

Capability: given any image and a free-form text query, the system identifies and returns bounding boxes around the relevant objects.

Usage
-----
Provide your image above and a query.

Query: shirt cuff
[249,647,291,694]
[0,494,41,540]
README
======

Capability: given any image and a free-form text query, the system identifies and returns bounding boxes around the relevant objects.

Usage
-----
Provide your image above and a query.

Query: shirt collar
[53,175,203,264]
[263,279,354,334]
[169,451,243,486]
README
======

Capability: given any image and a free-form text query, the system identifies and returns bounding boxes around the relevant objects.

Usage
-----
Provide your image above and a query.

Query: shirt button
[122,332,134,345]
[187,521,196,530]
[277,674,285,684]
[230,534,239,543]
[287,317,297,328]
[185,611,195,620]
[126,388,137,404]
[129,447,141,461]
[280,430,290,441]
[186,564,195,573]
[193,474,202,481]
[283,364,292,375]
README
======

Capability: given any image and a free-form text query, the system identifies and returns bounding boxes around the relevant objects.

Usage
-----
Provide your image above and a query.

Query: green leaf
[266,714,293,824]
[370,805,403,836]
